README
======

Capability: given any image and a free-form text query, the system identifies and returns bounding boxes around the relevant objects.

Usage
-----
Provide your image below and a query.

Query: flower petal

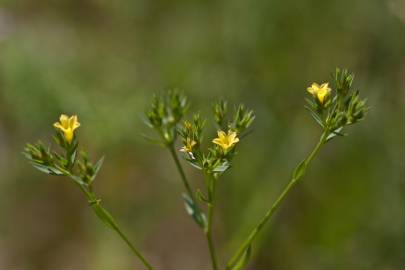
[213,138,222,145]
[59,114,69,128]
[53,122,64,130]
[217,130,226,139]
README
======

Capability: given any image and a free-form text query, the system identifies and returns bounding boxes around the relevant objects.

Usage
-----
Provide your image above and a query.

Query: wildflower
[213,130,239,151]
[53,114,80,144]
[307,82,331,105]
[180,138,197,153]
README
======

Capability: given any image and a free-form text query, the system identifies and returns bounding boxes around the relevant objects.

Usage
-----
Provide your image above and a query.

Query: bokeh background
[0,0,404,269]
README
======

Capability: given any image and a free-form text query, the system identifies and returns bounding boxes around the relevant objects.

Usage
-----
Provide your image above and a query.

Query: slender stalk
[226,131,328,268]
[168,145,196,201]
[205,174,219,270]
[168,145,219,269]
[74,181,155,270]
[110,223,155,270]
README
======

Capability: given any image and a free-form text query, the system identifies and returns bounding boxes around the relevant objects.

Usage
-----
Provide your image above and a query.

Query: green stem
[226,131,328,269]
[110,222,155,270]
[74,181,155,270]
[168,145,218,269]
[205,174,219,270]
[168,145,196,201]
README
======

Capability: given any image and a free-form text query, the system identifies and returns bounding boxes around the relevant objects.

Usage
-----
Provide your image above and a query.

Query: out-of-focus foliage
[0,0,404,269]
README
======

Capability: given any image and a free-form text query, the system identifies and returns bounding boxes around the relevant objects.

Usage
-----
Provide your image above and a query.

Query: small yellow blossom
[307,82,331,105]
[212,130,239,151]
[180,138,197,153]
[53,114,80,144]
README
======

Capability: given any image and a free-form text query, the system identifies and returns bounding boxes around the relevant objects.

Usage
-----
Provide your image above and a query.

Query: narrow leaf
[326,127,346,142]
[293,159,307,180]
[91,156,105,182]
[196,189,209,203]
[90,203,116,230]
[68,174,86,186]
[31,163,66,176]
[227,245,252,270]
[213,161,230,173]
[305,107,324,128]
[182,193,206,229]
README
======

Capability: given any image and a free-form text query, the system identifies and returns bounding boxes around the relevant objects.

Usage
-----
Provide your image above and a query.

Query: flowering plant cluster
[178,102,254,174]
[24,115,154,270]
[24,68,368,270]
[146,96,255,269]
[306,68,368,141]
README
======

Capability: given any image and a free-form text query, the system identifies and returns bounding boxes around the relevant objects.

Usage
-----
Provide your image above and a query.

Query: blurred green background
[0,0,404,269]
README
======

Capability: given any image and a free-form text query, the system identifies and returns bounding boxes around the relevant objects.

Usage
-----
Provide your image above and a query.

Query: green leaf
[213,161,230,173]
[68,174,86,186]
[227,245,252,270]
[293,159,307,180]
[196,189,209,203]
[326,127,346,142]
[31,163,66,176]
[186,159,203,170]
[141,115,155,129]
[305,98,316,107]
[90,202,116,230]
[67,141,78,166]
[182,193,206,229]
[305,106,324,127]
[31,164,54,174]
[90,156,105,183]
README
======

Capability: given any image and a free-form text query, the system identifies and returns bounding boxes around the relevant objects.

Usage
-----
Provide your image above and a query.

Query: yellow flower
[53,114,81,144]
[180,138,197,153]
[212,130,239,151]
[307,82,331,105]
